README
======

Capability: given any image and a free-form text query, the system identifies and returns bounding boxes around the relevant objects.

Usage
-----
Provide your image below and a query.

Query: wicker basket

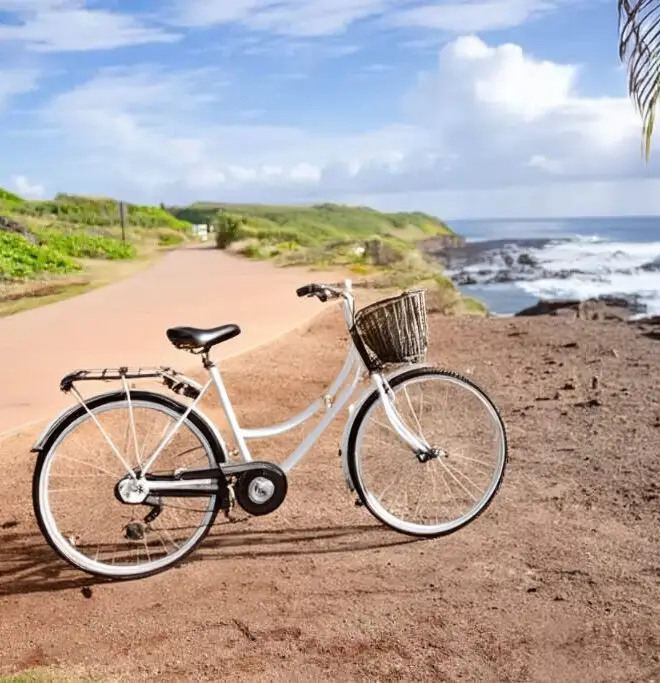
[350,288,428,372]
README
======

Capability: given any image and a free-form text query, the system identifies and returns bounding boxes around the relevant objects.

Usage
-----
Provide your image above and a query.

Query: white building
[191,223,209,241]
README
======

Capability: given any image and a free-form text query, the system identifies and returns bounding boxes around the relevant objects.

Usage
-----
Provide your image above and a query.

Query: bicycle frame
[32,280,431,492]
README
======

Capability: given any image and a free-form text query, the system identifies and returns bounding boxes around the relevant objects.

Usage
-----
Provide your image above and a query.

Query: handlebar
[296,281,351,303]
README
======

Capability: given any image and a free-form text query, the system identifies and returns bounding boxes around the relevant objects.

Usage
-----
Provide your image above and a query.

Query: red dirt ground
[0,301,659,682]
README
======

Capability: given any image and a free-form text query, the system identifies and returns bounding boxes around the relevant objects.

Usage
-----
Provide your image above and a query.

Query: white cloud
[12,174,45,198]
[171,0,390,36]
[401,35,645,187]
[0,1,68,8]
[171,0,576,36]
[0,69,40,110]
[0,1,180,52]
[389,0,561,32]
[28,35,657,211]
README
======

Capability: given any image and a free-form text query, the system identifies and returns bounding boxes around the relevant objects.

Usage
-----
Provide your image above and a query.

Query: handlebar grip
[296,283,331,302]
[296,284,317,298]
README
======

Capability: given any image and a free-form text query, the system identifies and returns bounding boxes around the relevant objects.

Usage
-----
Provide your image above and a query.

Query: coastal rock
[515,296,646,321]
[424,237,577,286]
[453,267,583,286]
[631,315,660,341]
[419,233,466,254]
[517,253,538,267]
[640,257,660,273]
[363,238,405,266]
[0,215,38,244]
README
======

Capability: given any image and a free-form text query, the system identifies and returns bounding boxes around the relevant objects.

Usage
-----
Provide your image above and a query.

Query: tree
[618,0,660,159]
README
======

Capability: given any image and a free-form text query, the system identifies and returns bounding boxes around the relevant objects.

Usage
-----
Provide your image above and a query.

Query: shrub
[214,213,244,249]
[157,230,185,247]
[0,187,23,203]
[8,195,191,231]
[0,232,82,279]
[242,242,268,259]
[38,231,137,260]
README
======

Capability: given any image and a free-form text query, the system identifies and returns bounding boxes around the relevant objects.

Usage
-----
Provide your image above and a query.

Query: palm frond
[618,0,660,160]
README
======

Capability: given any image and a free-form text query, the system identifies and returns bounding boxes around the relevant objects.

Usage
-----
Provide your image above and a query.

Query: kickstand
[224,484,238,522]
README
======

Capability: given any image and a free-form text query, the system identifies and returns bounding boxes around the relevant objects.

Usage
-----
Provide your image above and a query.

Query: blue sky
[1,0,659,218]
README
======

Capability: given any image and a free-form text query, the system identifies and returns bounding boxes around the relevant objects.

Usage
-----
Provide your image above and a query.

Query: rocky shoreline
[420,233,660,321]
[513,295,659,339]
[421,234,660,287]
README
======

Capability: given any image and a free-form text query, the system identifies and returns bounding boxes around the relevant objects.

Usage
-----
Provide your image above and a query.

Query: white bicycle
[31,280,508,580]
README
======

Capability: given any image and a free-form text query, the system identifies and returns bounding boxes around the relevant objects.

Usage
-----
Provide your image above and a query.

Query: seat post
[201,348,213,370]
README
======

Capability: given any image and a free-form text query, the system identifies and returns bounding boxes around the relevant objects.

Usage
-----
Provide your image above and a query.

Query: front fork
[372,373,435,461]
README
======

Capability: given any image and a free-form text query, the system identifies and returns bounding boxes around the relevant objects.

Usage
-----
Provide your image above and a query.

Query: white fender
[31,390,119,452]
[338,363,428,491]
[31,387,230,460]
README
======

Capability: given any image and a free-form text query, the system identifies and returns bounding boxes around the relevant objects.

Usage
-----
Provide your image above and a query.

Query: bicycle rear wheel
[347,367,507,537]
[33,391,225,580]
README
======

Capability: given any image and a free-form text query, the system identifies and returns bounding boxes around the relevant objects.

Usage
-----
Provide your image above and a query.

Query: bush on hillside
[214,213,244,249]
[169,203,454,247]
[0,215,38,243]
[37,231,137,260]
[157,230,185,247]
[6,195,191,231]
[0,232,82,280]
[0,188,23,203]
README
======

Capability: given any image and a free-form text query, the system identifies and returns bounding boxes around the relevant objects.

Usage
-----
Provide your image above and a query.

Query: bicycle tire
[347,366,508,538]
[32,390,227,580]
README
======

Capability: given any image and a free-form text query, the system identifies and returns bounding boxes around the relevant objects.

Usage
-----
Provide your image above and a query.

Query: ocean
[446,216,660,317]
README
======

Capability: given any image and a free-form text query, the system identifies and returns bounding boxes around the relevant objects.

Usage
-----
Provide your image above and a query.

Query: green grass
[33,229,137,260]
[169,201,455,251]
[0,188,23,203]
[4,193,190,231]
[189,203,459,277]
[169,199,485,314]
[0,188,486,316]
[0,232,82,279]
[0,188,193,283]
[0,189,194,319]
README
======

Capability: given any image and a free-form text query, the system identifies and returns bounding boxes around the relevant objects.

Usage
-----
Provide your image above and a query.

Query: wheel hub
[417,447,446,463]
[115,476,150,504]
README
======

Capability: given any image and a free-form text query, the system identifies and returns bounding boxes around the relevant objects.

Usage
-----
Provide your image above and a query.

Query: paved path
[0,245,337,439]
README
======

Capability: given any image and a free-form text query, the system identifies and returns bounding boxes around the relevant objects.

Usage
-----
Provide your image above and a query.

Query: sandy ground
[0,299,658,682]
[0,244,340,438]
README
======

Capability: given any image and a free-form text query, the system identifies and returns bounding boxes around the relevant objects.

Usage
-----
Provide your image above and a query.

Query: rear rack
[59,366,202,400]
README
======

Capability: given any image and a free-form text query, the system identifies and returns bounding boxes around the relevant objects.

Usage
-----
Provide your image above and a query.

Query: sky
[1,0,660,219]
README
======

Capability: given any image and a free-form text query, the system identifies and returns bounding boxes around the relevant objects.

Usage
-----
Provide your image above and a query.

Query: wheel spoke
[350,369,507,536]
[435,460,479,502]
[402,386,425,441]
[35,395,219,579]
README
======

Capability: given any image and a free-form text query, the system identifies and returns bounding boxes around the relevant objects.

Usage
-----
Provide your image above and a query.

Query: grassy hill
[168,201,481,315]
[0,190,193,315]
[169,201,462,269]
[4,192,189,231]
[171,201,455,246]
[1,191,484,317]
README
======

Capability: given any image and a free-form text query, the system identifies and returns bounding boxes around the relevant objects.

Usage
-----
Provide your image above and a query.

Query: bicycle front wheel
[33,391,224,580]
[347,367,507,537]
